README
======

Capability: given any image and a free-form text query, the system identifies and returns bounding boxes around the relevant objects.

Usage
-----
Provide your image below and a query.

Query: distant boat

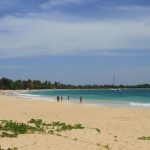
[111,88,121,92]
[111,74,121,92]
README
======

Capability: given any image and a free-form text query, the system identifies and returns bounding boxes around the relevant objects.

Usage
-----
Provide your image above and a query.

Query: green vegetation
[0,77,150,90]
[0,146,18,150]
[103,144,110,150]
[88,127,101,134]
[0,119,85,138]
[73,138,78,141]
[137,136,150,140]
[0,120,43,138]
[28,119,44,129]
[95,128,101,133]
[0,119,104,150]
[96,144,110,150]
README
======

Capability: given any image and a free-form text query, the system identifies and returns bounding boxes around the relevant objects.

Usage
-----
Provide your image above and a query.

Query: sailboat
[111,74,121,92]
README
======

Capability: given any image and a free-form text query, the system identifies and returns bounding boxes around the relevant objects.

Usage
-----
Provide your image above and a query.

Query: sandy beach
[0,94,150,150]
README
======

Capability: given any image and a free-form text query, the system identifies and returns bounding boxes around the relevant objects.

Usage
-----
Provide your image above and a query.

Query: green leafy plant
[103,144,110,150]
[96,144,110,150]
[0,146,4,150]
[0,119,85,138]
[0,146,18,150]
[52,122,84,132]
[28,119,43,128]
[0,120,43,137]
[0,119,105,150]
[1,132,17,138]
[137,136,150,140]
[73,138,78,141]
[7,148,18,150]
[95,128,101,133]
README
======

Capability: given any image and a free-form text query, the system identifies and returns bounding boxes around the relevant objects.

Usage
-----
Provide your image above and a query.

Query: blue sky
[0,0,150,85]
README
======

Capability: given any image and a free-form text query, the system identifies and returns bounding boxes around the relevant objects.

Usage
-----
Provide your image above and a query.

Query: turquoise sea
[19,89,150,107]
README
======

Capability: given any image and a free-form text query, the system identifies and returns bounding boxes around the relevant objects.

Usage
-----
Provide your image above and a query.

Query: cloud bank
[0,0,150,58]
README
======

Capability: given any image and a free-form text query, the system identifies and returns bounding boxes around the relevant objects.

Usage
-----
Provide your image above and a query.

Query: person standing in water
[57,96,60,102]
[80,96,83,103]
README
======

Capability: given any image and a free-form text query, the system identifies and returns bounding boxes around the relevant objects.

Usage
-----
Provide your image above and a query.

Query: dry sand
[0,95,150,150]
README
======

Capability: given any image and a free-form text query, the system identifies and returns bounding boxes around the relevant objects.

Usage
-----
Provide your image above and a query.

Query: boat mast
[112,74,116,87]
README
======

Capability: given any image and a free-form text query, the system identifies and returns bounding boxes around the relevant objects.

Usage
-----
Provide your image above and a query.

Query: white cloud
[117,5,150,11]
[0,14,150,59]
[40,0,84,8]
[117,5,150,18]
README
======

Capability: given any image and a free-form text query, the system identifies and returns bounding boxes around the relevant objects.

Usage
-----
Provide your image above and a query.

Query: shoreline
[1,89,150,108]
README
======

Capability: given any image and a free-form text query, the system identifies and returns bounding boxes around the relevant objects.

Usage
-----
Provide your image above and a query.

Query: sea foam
[130,102,150,107]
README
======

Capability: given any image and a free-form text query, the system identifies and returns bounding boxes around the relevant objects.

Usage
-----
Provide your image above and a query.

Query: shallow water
[19,89,150,107]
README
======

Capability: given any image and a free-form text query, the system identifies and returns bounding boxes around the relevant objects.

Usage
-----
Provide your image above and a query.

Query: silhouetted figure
[80,96,83,103]
[68,96,69,100]
[61,96,63,101]
[57,96,60,102]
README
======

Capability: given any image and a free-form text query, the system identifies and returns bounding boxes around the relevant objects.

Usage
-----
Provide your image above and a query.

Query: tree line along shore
[0,77,150,90]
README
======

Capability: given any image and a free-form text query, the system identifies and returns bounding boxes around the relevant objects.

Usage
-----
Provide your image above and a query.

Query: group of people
[56,96,63,102]
[56,96,83,103]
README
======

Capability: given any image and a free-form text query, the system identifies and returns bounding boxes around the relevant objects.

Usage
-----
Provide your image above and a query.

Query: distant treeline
[0,77,150,90]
